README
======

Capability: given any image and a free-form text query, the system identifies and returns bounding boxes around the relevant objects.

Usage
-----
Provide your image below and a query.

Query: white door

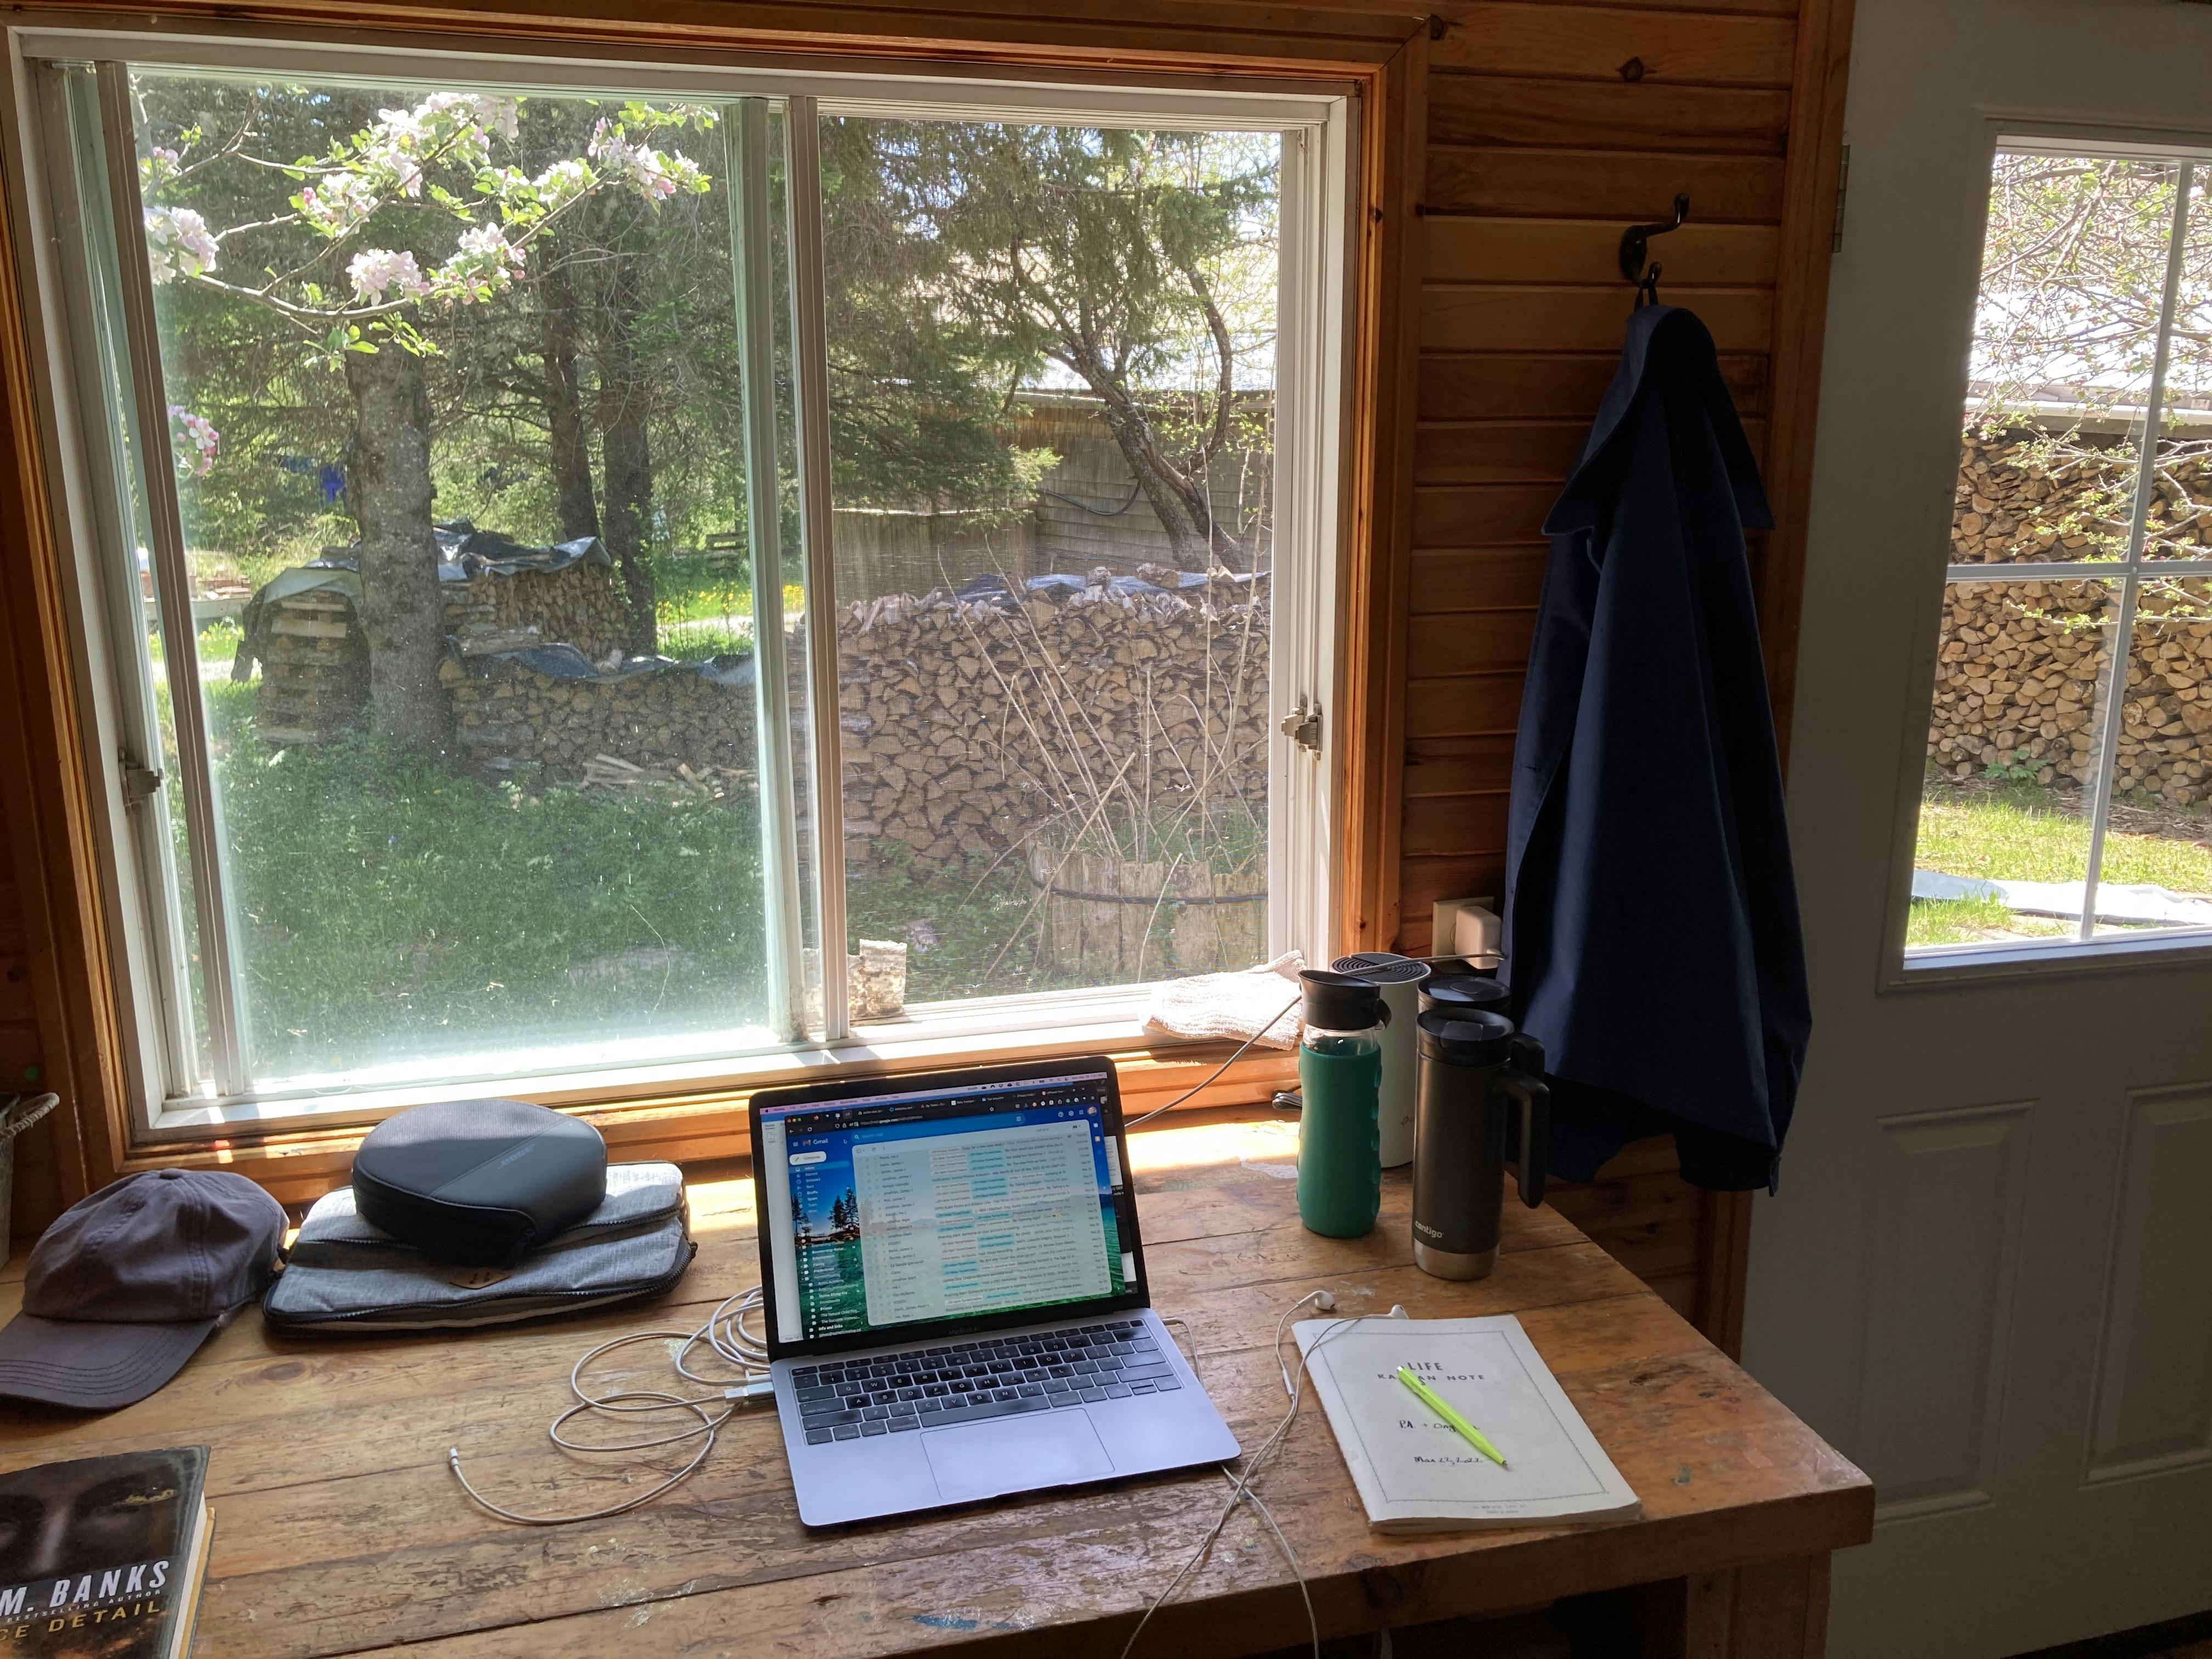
[1743,3,2212,1656]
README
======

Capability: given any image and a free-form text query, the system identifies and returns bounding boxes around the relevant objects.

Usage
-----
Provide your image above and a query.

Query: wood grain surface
[0,1119,1870,1658]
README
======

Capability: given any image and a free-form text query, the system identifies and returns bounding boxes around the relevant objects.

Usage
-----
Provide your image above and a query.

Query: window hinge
[121,757,164,805]
[1280,698,1323,754]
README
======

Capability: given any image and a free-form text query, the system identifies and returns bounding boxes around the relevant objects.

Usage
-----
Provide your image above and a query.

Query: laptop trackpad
[922,1411,1113,1504]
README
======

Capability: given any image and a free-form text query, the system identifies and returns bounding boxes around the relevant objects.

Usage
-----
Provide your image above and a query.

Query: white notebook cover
[1294,1314,1642,1533]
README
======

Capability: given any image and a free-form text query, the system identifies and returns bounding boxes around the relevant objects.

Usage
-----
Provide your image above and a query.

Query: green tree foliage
[826,120,1279,565]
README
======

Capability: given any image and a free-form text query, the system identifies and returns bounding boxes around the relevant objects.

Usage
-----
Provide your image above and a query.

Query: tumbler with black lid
[1412,1008,1550,1279]
[1296,969,1390,1238]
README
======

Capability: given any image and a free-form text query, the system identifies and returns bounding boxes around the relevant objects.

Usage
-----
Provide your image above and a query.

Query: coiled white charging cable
[449,1285,774,1525]
[1122,1289,1393,1659]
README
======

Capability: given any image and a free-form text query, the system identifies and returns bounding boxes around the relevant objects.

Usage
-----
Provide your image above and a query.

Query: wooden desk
[0,1119,1871,1657]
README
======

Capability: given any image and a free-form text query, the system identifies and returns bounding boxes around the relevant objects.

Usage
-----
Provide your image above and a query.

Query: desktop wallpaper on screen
[783,1100,1125,1341]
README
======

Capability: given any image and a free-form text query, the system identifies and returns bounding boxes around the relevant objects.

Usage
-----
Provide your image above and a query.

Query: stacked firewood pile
[1929,434,2212,804]
[441,647,763,778]
[836,571,1270,867]
[444,559,628,662]
[250,587,369,745]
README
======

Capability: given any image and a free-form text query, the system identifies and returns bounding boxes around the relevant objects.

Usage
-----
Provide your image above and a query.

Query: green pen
[1396,1364,1508,1467]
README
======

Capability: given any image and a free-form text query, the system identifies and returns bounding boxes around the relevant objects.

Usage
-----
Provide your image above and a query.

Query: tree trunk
[595,262,658,658]
[343,345,449,753]
[1064,336,1237,570]
[538,271,601,544]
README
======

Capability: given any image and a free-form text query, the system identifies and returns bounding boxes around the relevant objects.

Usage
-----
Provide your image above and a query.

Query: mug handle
[1496,1070,1549,1209]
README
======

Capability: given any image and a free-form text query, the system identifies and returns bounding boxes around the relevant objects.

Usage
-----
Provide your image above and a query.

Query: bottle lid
[1330,951,1432,987]
[1417,1006,1516,1063]
[1421,974,1509,1013]
[1300,969,1388,1031]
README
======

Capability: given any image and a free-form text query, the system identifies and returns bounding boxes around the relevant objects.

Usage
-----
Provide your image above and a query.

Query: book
[1295,1315,1641,1533]
[0,1447,214,1657]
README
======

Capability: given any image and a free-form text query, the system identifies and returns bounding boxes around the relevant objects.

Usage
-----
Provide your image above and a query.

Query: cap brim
[0,1312,220,1411]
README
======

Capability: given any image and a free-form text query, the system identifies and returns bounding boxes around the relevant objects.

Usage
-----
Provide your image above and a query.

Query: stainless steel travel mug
[1331,952,1430,1168]
[1411,1008,1550,1280]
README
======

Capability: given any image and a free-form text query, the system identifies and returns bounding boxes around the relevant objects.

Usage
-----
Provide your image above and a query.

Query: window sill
[1894,924,2212,988]
[127,992,1300,1206]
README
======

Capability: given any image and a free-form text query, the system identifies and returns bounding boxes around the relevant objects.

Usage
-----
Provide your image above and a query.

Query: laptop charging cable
[449,1285,777,1526]
[1125,1292,1408,1659]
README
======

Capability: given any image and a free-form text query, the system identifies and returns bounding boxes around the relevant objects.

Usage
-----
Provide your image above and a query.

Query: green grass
[844,843,1104,1003]
[1906,774,2212,946]
[198,685,775,1081]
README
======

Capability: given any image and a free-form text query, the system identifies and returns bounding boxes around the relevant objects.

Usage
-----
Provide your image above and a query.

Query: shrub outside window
[13,38,1348,1122]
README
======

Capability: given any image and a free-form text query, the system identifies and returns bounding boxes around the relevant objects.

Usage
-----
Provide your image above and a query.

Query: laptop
[751,1054,1240,1526]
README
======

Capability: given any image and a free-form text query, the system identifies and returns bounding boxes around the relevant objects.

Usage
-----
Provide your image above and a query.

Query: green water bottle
[1296,968,1389,1238]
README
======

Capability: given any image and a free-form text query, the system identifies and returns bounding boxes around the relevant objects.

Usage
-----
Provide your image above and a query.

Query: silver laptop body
[752,1055,1240,1526]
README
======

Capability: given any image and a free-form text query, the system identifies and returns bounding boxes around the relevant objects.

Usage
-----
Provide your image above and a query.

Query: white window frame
[1897,125,2212,982]
[3,24,1356,1135]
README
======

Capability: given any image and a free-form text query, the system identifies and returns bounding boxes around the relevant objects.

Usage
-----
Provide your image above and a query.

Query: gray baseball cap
[0,1169,287,1410]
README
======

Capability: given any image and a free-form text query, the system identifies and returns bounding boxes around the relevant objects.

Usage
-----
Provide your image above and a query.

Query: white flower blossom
[298,172,382,237]
[532,157,593,212]
[168,405,218,476]
[588,119,703,203]
[143,206,217,282]
[347,247,432,302]
[431,222,527,303]
[141,146,182,188]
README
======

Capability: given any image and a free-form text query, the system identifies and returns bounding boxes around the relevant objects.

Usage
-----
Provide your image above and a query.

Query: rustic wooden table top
[0,1119,1872,1658]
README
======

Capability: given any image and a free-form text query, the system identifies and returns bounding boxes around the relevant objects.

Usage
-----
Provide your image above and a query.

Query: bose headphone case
[351,1099,607,1266]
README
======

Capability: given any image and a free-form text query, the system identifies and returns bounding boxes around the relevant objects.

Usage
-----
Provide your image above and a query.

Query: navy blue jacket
[1502,304,1810,1192]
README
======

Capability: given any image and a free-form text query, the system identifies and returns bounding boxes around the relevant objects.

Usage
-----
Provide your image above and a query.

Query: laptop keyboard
[791,1318,1178,1444]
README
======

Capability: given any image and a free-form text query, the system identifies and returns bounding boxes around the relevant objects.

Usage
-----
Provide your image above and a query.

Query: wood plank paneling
[1404,792,1510,858]
[1408,608,1537,675]
[1401,0,1850,1346]
[1407,673,1523,737]
[1414,483,1558,547]
[1429,3,1798,87]
[1429,72,1791,155]
[1419,348,1770,419]
[1403,733,1517,797]
[1418,415,1768,483]
[1421,283,1775,352]
[1409,545,1549,612]
[1421,215,1781,286]
[1427,147,1787,221]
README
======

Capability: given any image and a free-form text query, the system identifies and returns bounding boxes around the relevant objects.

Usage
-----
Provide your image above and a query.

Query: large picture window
[1906,140,2212,959]
[13,38,1346,1120]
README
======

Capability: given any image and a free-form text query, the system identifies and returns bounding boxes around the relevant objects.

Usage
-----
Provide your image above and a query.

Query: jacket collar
[1541,304,1775,536]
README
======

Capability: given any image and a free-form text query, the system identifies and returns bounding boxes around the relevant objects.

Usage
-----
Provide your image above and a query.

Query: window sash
[1906,145,2205,964]
[14,28,1350,1125]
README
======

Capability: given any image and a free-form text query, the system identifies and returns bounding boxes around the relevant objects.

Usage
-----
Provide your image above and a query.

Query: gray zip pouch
[263,1160,695,1333]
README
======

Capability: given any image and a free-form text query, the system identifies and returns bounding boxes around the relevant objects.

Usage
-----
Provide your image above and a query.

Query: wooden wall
[1387,0,1842,1351]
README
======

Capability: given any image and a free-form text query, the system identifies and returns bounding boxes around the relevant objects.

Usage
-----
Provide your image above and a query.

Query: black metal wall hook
[1620,193,1690,305]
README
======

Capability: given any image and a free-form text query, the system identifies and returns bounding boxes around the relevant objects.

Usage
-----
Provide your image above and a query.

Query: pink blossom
[143,206,217,282]
[588,119,703,203]
[431,222,527,303]
[347,247,432,302]
[298,172,381,237]
[167,405,218,476]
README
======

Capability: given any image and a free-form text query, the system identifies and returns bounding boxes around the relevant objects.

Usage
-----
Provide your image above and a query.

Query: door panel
[1859,1104,2032,1517]
[1742,1,2212,1654]
[2088,1086,2212,1479]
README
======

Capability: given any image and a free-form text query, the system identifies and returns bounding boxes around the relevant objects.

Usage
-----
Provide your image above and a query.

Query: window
[1906,142,2212,960]
[12,37,1347,1122]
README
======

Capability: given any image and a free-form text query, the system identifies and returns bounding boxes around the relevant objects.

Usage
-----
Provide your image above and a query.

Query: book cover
[0,1447,212,1657]
[1295,1316,1641,1533]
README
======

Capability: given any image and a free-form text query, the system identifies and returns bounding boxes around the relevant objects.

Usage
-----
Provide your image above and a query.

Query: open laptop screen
[753,1063,1146,1353]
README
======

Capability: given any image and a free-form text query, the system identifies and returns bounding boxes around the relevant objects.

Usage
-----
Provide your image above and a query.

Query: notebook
[1295,1314,1640,1533]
